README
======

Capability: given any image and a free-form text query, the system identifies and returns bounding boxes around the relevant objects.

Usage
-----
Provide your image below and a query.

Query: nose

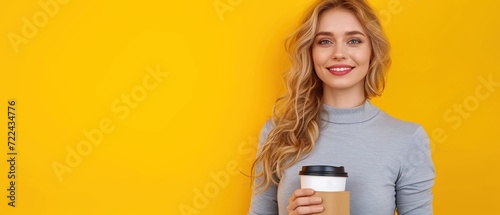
[332,44,347,61]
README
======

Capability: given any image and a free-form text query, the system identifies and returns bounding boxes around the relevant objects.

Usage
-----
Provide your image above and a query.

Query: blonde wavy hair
[251,0,391,192]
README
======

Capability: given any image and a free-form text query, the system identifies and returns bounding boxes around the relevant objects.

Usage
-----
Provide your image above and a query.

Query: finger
[295,205,324,214]
[289,188,315,203]
[288,196,322,212]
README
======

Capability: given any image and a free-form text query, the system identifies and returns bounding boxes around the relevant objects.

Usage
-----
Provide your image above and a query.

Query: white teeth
[328,67,351,72]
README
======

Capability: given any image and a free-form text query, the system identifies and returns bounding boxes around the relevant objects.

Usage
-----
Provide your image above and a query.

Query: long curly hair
[251,0,391,192]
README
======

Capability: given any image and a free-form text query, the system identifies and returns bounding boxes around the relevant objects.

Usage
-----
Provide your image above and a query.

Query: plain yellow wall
[1,0,499,214]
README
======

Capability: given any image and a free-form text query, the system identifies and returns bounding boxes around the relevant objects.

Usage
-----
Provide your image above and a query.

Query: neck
[322,86,366,108]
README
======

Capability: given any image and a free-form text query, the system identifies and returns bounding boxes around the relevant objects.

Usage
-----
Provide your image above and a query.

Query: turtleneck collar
[321,99,380,124]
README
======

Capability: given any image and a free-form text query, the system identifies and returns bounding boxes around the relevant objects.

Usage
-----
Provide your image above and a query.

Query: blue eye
[319,39,332,45]
[348,39,361,44]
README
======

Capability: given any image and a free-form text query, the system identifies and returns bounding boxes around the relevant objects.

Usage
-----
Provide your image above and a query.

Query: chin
[324,79,365,91]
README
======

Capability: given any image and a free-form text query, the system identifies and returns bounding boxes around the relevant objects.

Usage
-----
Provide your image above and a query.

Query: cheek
[312,48,328,66]
[352,48,371,66]
[312,50,324,77]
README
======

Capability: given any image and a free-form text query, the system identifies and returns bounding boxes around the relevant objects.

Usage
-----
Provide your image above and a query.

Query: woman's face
[312,8,372,98]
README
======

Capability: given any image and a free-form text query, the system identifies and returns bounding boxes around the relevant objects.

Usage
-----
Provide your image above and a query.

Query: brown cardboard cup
[314,191,350,215]
[299,166,349,215]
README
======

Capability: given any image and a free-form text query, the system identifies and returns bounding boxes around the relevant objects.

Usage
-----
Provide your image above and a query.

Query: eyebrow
[315,31,366,38]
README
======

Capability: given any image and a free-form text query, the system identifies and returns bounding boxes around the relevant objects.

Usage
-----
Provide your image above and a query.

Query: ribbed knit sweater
[248,100,435,215]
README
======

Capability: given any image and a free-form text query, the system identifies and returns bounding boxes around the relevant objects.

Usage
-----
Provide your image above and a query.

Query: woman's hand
[286,188,324,215]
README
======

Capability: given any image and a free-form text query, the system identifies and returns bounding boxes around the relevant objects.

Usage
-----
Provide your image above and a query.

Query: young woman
[248,0,435,214]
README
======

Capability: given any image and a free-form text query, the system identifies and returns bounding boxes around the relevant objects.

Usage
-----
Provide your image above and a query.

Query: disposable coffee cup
[299,165,349,215]
[299,165,348,191]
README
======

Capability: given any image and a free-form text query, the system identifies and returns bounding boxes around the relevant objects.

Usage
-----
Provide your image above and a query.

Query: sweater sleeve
[248,120,279,215]
[395,126,436,215]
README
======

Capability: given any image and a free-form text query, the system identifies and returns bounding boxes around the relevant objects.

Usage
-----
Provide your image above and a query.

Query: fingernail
[316,205,324,211]
[314,197,322,203]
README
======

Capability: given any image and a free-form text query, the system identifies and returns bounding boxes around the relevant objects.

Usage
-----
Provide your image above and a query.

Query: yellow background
[1,0,499,214]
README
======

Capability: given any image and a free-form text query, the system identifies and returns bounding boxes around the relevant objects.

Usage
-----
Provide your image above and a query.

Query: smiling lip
[326,64,354,76]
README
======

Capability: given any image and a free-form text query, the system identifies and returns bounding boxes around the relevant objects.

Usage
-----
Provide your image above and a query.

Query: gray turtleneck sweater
[248,100,435,215]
